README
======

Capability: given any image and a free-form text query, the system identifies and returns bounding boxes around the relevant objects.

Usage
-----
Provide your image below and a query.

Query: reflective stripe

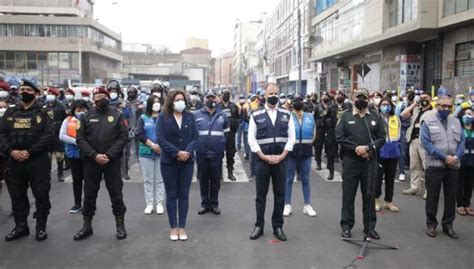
[223,128,230,132]
[275,137,288,143]
[300,139,313,144]
[465,149,473,154]
[252,110,265,116]
[210,131,224,136]
[278,108,290,115]
[257,138,274,145]
[199,131,208,135]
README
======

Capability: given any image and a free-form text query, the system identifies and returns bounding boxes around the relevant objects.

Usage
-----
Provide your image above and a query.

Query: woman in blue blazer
[157,89,199,241]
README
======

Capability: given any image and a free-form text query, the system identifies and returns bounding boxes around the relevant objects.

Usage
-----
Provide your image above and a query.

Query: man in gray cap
[336,88,386,240]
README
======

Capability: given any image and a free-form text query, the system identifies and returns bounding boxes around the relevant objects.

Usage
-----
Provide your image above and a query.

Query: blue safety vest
[290,112,315,157]
[253,107,290,155]
[139,115,159,158]
[194,108,229,157]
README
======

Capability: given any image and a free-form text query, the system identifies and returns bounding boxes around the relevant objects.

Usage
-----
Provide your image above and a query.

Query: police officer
[74,86,129,241]
[64,88,76,115]
[336,88,386,239]
[0,81,11,102]
[314,92,338,179]
[107,80,124,110]
[421,88,464,239]
[219,88,240,181]
[124,85,143,157]
[195,90,230,215]
[81,90,92,105]
[248,83,295,241]
[0,79,54,241]
[43,87,67,182]
[189,87,203,112]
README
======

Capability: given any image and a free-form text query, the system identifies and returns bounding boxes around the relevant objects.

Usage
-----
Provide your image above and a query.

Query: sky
[94,0,280,56]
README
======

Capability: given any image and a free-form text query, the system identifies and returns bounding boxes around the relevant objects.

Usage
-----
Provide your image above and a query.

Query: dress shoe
[210,208,221,215]
[273,228,287,241]
[316,163,322,170]
[426,227,437,238]
[178,229,188,241]
[375,198,382,212]
[327,171,334,181]
[58,176,65,182]
[341,229,352,239]
[115,215,127,240]
[123,174,131,180]
[364,230,380,240]
[384,202,399,212]
[36,230,48,241]
[74,224,93,241]
[5,224,30,242]
[249,226,264,240]
[442,225,458,239]
[402,188,419,195]
[198,207,209,215]
[228,170,237,181]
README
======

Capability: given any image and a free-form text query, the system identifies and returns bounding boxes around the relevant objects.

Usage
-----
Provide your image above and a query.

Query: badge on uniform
[47,110,54,119]
[371,120,376,126]
[36,115,42,124]
[108,116,114,123]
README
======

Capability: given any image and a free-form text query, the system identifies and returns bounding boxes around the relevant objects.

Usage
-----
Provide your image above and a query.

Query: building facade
[214,52,233,88]
[0,0,122,86]
[309,0,474,96]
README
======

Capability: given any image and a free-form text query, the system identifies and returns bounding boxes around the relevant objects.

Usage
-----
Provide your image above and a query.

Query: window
[389,0,418,27]
[444,0,474,16]
[455,41,474,77]
[316,0,337,15]
[15,52,26,69]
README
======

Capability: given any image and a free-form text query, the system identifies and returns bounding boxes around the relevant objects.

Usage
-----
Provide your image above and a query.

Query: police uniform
[0,80,54,241]
[314,100,338,178]
[75,100,129,239]
[248,104,295,238]
[194,106,229,212]
[43,98,67,181]
[218,97,240,180]
[336,91,386,237]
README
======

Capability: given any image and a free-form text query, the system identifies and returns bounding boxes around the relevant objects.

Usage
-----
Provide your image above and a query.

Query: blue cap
[437,87,450,97]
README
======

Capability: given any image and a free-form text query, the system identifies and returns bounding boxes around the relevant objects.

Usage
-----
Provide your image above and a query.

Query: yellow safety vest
[386,115,401,142]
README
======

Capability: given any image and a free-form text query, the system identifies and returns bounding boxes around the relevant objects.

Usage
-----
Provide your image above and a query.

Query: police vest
[423,112,462,169]
[253,108,290,155]
[195,109,228,157]
[64,116,81,159]
[290,112,315,157]
[139,115,159,158]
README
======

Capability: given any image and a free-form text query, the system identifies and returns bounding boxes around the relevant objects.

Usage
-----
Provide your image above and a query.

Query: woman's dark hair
[163,89,187,115]
[145,95,160,117]
[69,99,89,116]
[379,97,395,116]
[458,107,473,128]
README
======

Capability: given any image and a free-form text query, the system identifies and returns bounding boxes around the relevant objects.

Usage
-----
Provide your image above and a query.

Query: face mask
[0,108,6,117]
[414,95,421,103]
[222,94,230,102]
[95,98,110,109]
[420,99,430,107]
[279,98,287,104]
[239,99,245,104]
[75,111,85,118]
[260,98,266,105]
[82,97,90,102]
[374,98,382,106]
[322,98,329,103]
[380,105,391,114]
[0,91,9,99]
[205,100,217,109]
[438,109,450,120]
[128,92,137,100]
[462,115,472,126]
[336,97,344,103]
[153,92,162,98]
[110,92,118,100]
[355,99,368,110]
[46,94,56,102]
[20,92,36,103]
[311,98,317,104]
[152,102,161,112]
[266,95,278,106]
[391,96,398,103]
[190,95,200,103]
[174,100,186,112]
[65,94,74,101]
[292,100,304,111]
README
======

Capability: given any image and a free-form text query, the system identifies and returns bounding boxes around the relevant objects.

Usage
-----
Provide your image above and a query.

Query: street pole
[297,6,302,95]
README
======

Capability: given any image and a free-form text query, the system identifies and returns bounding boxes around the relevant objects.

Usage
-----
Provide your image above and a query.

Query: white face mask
[110,92,119,100]
[391,96,398,103]
[46,94,56,102]
[0,91,9,99]
[374,98,382,106]
[174,100,186,112]
[152,102,161,112]
[414,95,421,103]
[0,107,6,117]
[279,98,287,104]
[65,94,74,101]
[82,97,90,102]
[153,92,161,98]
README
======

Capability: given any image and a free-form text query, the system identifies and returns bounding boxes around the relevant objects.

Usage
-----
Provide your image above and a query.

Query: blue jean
[139,156,165,206]
[236,122,244,150]
[399,129,408,173]
[161,162,194,228]
[243,131,250,157]
[285,156,312,205]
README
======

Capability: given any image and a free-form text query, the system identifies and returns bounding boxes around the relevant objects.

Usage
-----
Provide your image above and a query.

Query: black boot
[5,222,30,241]
[316,163,322,171]
[57,160,65,182]
[228,169,237,181]
[327,170,334,181]
[115,215,127,240]
[74,216,93,241]
[36,217,48,241]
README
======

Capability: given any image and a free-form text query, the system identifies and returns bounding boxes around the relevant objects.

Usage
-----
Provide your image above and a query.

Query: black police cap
[19,79,40,92]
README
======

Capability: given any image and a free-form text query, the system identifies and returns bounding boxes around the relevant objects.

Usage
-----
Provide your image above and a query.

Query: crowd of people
[0,76,472,243]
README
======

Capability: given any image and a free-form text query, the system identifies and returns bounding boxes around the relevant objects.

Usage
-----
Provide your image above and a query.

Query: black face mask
[311,98,317,104]
[127,92,137,101]
[322,98,329,103]
[20,92,36,103]
[355,99,368,110]
[420,99,430,107]
[205,100,217,109]
[95,98,110,110]
[293,100,304,111]
[222,94,230,102]
[336,97,345,103]
[267,96,278,106]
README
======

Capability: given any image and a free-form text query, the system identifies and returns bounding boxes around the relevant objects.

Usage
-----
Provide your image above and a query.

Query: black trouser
[70,158,84,206]
[425,168,458,228]
[225,132,236,171]
[457,165,474,208]
[315,127,337,172]
[197,156,223,208]
[255,158,287,230]
[121,139,132,177]
[6,154,51,230]
[375,158,399,202]
[340,156,377,233]
[82,158,126,217]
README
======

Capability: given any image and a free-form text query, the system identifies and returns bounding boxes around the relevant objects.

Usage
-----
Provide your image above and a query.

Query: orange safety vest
[66,116,79,138]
